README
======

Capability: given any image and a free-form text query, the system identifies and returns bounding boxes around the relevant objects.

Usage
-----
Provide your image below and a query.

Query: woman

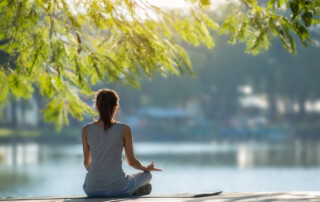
[82,89,161,197]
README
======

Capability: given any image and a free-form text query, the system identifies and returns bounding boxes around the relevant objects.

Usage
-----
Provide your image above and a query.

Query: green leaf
[8,72,34,98]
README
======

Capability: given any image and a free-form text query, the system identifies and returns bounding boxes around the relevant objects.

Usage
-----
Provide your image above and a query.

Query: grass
[0,128,15,137]
[0,126,82,140]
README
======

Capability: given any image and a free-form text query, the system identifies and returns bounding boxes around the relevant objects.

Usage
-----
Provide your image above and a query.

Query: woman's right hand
[145,161,162,171]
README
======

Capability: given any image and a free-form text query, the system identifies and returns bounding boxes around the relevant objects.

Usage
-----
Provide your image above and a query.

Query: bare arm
[122,125,162,171]
[82,125,91,170]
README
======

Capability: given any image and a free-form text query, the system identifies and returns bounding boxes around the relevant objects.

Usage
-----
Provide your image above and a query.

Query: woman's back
[84,122,126,192]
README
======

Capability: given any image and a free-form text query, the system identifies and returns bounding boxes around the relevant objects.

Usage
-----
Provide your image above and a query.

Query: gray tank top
[84,122,126,192]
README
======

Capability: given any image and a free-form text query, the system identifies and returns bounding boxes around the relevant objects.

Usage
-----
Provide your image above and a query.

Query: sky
[147,0,230,10]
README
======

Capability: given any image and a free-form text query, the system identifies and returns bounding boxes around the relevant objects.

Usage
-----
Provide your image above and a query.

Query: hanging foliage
[0,0,318,129]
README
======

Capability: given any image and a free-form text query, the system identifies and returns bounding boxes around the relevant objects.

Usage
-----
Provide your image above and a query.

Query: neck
[96,118,114,124]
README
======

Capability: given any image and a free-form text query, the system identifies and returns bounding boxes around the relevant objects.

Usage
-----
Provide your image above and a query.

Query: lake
[0,140,320,197]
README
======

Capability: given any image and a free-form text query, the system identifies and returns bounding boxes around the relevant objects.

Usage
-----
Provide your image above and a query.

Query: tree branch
[241,0,252,9]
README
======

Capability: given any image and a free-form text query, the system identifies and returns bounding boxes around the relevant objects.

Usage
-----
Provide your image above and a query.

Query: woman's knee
[144,171,152,181]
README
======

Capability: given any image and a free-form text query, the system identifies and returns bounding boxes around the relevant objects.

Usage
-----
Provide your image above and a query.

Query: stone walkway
[1,192,320,201]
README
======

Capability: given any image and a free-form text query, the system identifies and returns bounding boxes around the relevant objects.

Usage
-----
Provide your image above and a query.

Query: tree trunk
[298,96,306,120]
[11,98,18,127]
[267,91,278,120]
[20,99,26,127]
[34,87,44,127]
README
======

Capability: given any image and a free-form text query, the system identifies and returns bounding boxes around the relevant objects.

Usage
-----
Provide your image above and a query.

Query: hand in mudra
[146,161,162,171]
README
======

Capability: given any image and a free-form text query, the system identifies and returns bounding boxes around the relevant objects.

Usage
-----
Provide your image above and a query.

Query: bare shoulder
[121,124,131,133]
[121,124,132,137]
[82,125,88,135]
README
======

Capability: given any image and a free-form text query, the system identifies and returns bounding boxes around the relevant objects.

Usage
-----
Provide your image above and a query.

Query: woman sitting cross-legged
[82,88,162,197]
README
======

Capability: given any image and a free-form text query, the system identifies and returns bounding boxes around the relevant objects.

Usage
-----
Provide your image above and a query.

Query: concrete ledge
[1,192,320,201]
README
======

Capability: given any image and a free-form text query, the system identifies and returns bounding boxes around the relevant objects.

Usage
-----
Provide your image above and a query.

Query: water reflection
[134,141,320,167]
[1,141,320,168]
[0,140,320,197]
[237,145,253,169]
[0,143,39,166]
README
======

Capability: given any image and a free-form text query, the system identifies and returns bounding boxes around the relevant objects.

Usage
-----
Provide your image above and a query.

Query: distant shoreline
[1,126,320,144]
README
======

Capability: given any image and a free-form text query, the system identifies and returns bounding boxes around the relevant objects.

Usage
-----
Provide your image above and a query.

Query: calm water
[0,140,320,197]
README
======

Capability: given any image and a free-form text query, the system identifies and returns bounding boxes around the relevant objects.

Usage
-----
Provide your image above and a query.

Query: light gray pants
[83,171,152,197]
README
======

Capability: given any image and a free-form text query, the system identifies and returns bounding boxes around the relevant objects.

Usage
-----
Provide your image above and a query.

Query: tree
[0,0,319,129]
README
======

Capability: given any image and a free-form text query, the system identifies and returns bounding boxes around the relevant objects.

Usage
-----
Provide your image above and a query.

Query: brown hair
[94,89,119,132]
